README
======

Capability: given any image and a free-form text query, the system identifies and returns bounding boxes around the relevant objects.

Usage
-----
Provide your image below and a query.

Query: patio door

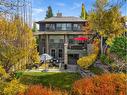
[68,54,79,65]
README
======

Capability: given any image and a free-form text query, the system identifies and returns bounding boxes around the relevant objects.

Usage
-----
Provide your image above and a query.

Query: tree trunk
[100,36,103,54]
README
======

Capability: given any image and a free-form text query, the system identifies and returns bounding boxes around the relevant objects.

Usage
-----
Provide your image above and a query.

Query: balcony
[33,31,84,35]
[68,44,87,50]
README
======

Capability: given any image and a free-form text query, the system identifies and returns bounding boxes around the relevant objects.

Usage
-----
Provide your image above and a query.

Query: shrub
[0,80,7,95]
[18,85,68,95]
[15,72,23,79]
[73,73,126,95]
[100,54,112,64]
[0,65,9,79]
[110,36,127,60]
[77,46,99,69]
[77,54,97,69]
[3,79,26,95]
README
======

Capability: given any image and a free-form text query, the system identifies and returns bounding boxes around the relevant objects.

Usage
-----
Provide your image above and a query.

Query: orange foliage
[18,85,68,95]
[73,73,126,95]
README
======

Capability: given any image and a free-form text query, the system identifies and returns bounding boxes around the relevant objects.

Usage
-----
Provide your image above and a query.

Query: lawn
[20,72,81,90]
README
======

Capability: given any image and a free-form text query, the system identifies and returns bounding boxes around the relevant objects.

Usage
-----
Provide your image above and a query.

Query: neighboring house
[34,13,93,64]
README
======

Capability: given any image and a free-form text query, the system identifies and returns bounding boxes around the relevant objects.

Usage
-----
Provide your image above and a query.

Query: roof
[36,16,87,23]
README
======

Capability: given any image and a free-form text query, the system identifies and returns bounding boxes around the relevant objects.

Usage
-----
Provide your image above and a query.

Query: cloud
[56,2,65,7]
[71,2,82,10]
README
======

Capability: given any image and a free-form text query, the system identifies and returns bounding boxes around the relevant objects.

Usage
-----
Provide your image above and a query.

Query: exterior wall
[38,33,89,64]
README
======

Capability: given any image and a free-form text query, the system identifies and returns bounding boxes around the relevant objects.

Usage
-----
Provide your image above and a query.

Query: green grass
[20,72,81,90]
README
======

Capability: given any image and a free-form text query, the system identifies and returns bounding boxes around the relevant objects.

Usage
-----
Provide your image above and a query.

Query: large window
[46,24,55,31]
[51,49,56,58]
[56,23,72,31]
[58,49,63,58]
[66,23,72,30]
[62,23,66,30]
[73,24,81,31]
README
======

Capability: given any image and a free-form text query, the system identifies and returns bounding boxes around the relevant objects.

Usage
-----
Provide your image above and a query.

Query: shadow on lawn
[20,72,81,90]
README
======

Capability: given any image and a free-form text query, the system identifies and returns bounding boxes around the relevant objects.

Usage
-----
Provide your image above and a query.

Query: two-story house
[34,13,92,64]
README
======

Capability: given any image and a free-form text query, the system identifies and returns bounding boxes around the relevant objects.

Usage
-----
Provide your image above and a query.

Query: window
[51,49,56,58]
[43,47,46,53]
[46,24,55,31]
[66,23,72,30]
[58,49,63,58]
[61,23,66,30]
[56,23,72,31]
[73,24,81,31]
[56,23,62,30]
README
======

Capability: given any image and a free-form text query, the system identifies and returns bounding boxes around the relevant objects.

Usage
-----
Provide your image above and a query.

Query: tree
[80,3,87,20]
[110,36,127,60]
[45,6,53,19]
[32,22,37,32]
[0,18,40,76]
[88,0,125,54]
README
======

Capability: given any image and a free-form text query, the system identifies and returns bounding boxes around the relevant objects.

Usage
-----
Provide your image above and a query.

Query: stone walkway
[94,60,110,73]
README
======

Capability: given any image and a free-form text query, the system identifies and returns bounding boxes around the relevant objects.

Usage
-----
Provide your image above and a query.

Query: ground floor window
[42,47,46,54]
[51,49,56,58]
[58,49,63,58]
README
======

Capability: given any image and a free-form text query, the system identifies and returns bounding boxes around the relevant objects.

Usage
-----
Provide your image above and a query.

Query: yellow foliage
[77,54,97,69]
[0,18,40,73]
[0,65,9,79]
[3,79,26,95]
[77,46,99,69]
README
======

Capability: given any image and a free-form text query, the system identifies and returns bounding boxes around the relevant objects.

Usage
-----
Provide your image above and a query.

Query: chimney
[57,12,62,17]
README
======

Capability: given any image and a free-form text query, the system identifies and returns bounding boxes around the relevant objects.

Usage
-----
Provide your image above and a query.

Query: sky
[32,0,127,22]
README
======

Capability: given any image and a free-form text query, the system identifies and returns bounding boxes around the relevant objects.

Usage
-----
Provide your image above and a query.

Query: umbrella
[73,37,88,41]
[40,53,52,61]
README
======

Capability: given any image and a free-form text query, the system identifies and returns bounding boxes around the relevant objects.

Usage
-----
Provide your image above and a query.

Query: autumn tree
[80,3,87,20]
[0,18,39,76]
[45,6,53,19]
[88,0,125,53]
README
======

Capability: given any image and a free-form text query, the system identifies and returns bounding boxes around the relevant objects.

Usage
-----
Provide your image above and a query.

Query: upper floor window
[56,23,72,31]
[66,23,72,30]
[46,24,55,31]
[73,24,81,31]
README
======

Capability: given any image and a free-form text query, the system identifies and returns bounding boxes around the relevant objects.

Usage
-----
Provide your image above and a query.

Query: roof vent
[57,12,62,17]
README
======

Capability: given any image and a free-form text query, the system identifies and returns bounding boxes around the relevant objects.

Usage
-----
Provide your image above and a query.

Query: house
[34,13,93,64]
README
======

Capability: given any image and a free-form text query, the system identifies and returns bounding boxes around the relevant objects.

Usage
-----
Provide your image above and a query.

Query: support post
[46,35,49,54]
[64,35,68,64]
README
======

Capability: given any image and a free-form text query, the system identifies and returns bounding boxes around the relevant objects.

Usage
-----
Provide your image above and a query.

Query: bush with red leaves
[18,85,68,95]
[73,73,126,95]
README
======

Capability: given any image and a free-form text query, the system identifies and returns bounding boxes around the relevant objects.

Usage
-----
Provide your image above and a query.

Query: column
[46,34,49,54]
[38,35,42,54]
[64,35,68,64]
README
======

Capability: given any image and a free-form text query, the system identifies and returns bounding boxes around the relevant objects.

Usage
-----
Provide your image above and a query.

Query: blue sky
[32,0,127,22]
